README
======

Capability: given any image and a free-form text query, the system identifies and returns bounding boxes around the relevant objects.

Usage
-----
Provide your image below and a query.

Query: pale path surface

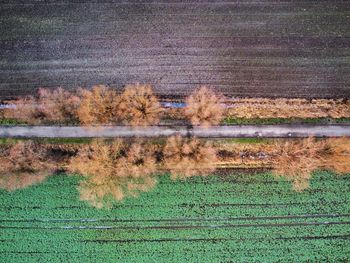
[0,125,349,138]
[0,1,349,99]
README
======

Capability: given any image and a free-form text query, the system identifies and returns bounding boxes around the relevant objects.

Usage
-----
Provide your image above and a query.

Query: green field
[0,171,349,262]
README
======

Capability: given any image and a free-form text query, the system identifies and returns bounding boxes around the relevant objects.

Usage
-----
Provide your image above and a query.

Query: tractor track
[1,220,350,230]
[1,213,349,223]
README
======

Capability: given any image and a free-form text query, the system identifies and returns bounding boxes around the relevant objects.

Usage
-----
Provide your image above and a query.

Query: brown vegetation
[163,135,217,180]
[118,84,162,126]
[272,137,350,191]
[76,85,119,125]
[3,85,350,125]
[0,172,49,192]
[0,141,56,191]
[43,143,81,166]
[36,88,81,123]
[322,138,350,174]
[4,96,38,124]
[226,98,350,119]
[272,138,328,191]
[0,141,55,173]
[67,139,157,208]
[4,88,81,124]
[184,86,225,127]
[215,140,275,168]
[0,136,349,199]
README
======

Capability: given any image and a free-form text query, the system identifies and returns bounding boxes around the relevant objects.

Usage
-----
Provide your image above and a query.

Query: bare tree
[323,138,350,174]
[163,135,217,180]
[118,84,162,126]
[76,85,120,125]
[4,88,81,124]
[272,137,350,191]
[67,139,157,208]
[272,137,327,192]
[36,88,81,123]
[184,86,225,127]
[0,141,56,191]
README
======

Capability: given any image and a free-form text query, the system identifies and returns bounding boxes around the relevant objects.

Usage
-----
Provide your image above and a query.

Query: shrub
[118,84,162,126]
[163,135,217,180]
[184,86,225,127]
[76,85,120,125]
[67,139,157,208]
[0,141,55,191]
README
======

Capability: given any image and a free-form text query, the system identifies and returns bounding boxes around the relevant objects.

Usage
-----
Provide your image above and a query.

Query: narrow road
[0,125,349,138]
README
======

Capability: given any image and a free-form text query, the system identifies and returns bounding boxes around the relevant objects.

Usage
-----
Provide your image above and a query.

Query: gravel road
[1,125,350,138]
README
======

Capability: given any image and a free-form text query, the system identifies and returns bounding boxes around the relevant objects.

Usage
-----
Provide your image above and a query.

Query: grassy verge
[0,118,26,125]
[39,138,91,144]
[0,171,349,262]
[2,117,350,126]
[0,138,91,144]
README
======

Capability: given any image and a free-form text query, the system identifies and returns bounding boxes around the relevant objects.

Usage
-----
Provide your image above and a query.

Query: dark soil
[0,1,349,99]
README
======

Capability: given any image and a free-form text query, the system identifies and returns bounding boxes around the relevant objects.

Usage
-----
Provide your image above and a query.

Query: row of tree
[0,136,216,208]
[0,137,349,208]
[3,85,225,127]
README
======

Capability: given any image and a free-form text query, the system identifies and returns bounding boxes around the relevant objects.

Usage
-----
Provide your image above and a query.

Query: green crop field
[0,171,349,262]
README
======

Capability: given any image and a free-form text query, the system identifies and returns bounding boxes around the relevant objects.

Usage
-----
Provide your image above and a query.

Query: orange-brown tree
[184,86,225,127]
[67,139,157,208]
[4,88,81,124]
[0,141,56,191]
[4,96,38,124]
[273,137,350,192]
[163,135,217,180]
[76,85,120,125]
[118,84,162,126]
[322,138,350,174]
[272,137,327,192]
[36,88,81,123]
